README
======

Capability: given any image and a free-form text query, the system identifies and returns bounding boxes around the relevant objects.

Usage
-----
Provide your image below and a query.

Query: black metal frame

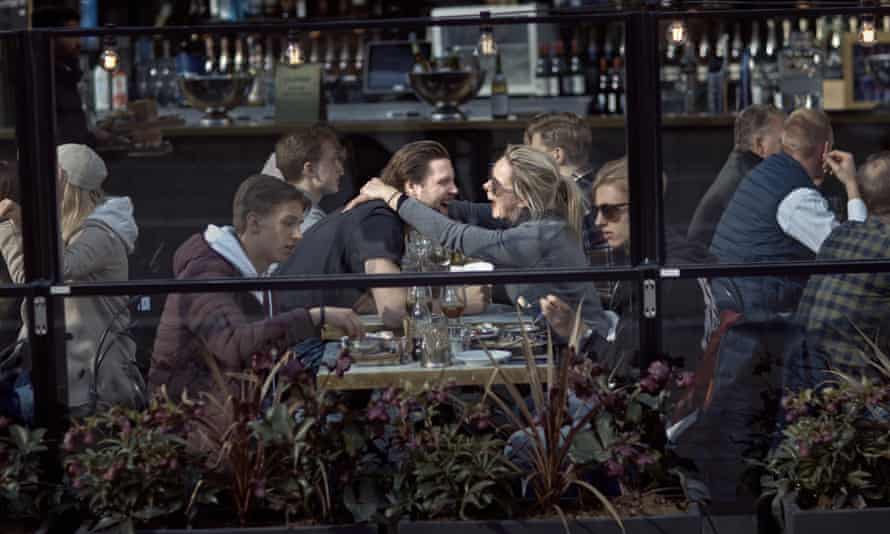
[4,3,890,470]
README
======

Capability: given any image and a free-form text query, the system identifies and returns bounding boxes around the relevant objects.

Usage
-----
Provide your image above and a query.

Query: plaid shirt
[796,218,890,376]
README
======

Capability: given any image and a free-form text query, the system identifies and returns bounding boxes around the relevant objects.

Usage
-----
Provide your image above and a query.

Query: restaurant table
[318,311,553,391]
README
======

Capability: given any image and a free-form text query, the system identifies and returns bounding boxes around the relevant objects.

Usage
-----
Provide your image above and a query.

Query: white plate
[455,349,511,366]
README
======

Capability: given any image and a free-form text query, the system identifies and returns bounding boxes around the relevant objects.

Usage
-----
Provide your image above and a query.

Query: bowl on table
[178,72,254,126]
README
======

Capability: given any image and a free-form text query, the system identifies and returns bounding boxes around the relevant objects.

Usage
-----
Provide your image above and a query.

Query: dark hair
[859,151,890,216]
[32,6,80,28]
[274,124,342,184]
[522,112,592,169]
[0,160,19,203]
[232,174,309,233]
[734,104,784,152]
[380,141,450,191]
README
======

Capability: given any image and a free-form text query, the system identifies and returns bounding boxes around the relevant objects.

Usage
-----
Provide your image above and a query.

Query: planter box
[139,526,380,534]
[395,506,700,534]
[783,501,890,534]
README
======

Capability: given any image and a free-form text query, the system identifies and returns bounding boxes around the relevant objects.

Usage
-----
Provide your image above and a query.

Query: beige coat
[0,197,145,413]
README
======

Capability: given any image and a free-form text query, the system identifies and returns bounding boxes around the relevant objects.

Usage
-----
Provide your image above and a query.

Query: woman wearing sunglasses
[543,157,715,373]
[346,144,609,335]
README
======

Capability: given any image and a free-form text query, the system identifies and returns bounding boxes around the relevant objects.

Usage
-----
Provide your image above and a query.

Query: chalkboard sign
[843,31,890,110]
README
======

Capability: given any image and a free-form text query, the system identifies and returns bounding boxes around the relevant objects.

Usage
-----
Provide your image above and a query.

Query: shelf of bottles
[659,15,884,115]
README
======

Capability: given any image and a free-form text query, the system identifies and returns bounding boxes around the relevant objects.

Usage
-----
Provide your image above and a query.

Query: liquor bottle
[323,34,340,97]
[782,18,792,49]
[246,36,265,105]
[550,41,566,97]
[727,23,743,111]
[309,34,320,65]
[204,35,216,74]
[696,33,711,102]
[340,35,361,103]
[607,57,624,115]
[93,62,110,112]
[597,57,609,114]
[351,0,369,19]
[263,36,276,105]
[585,35,600,97]
[707,29,727,114]
[410,32,431,73]
[535,42,550,97]
[280,0,294,18]
[296,0,307,18]
[246,0,263,18]
[111,69,128,111]
[491,52,510,118]
[218,36,231,73]
[765,19,782,108]
[263,0,279,17]
[569,40,586,96]
[815,17,827,49]
[233,37,245,73]
[824,16,843,80]
[750,21,767,105]
[662,40,682,112]
[681,40,698,113]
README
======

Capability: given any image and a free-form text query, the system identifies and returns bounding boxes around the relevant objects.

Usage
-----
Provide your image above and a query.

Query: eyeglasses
[592,203,630,223]
[487,175,515,197]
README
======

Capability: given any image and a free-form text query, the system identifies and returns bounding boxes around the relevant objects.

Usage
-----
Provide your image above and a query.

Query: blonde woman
[0,144,145,416]
[347,144,608,333]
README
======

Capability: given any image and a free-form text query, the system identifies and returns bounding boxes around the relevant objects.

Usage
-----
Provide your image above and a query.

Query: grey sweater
[400,198,609,335]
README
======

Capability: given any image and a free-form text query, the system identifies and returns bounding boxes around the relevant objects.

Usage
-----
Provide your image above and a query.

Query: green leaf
[9,425,28,450]
[595,413,616,450]
[626,401,643,423]
[569,429,609,465]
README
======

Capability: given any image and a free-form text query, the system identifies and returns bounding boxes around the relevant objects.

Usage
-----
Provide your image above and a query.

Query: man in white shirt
[261,124,345,233]
[709,108,865,318]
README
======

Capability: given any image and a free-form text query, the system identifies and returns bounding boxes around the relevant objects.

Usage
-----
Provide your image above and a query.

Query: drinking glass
[441,285,467,356]
[421,315,452,368]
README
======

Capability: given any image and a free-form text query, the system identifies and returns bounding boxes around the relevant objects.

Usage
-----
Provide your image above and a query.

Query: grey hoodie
[0,196,145,413]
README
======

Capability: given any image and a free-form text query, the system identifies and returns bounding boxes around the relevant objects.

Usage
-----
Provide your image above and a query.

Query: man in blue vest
[709,108,866,319]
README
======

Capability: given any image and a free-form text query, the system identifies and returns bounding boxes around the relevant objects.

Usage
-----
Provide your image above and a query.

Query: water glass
[421,315,452,368]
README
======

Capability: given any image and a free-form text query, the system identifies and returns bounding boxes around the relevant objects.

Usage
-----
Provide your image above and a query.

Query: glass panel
[40,20,628,289]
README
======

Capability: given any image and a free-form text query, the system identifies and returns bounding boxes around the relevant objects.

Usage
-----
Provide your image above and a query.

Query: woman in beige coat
[0,144,145,416]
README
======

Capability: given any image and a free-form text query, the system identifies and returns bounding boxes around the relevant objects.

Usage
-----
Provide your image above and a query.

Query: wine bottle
[491,52,510,119]
[551,40,567,97]
[219,36,231,73]
[569,39,586,96]
[535,42,550,97]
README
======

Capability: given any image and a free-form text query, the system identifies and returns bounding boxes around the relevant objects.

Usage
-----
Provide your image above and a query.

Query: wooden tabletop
[317,359,550,392]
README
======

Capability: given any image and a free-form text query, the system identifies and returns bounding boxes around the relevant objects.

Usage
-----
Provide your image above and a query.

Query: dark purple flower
[251,351,274,371]
[615,444,634,458]
[798,443,810,458]
[647,361,671,382]
[253,478,266,498]
[605,460,624,478]
[367,402,389,423]
[72,477,84,490]
[102,466,118,482]
[281,357,306,381]
[675,371,695,389]
[640,376,660,394]
[635,452,657,467]
[382,387,398,404]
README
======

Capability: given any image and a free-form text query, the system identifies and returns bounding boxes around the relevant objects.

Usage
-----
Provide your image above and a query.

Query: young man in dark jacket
[149,175,362,405]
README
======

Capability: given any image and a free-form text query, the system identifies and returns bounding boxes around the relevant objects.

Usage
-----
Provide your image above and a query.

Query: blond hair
[60,176,104,244]
[591,157,669,199]
[781,108,833,160]
[502,145,585,239]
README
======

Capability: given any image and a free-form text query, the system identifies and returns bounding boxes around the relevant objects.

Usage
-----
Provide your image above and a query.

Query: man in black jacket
[33,7,113,147]
[687,104,785,248]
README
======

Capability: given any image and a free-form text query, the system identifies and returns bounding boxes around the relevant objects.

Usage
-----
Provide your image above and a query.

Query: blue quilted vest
[709,152,817,316]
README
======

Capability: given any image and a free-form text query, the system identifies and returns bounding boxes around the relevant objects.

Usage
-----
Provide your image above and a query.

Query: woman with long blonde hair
[0,144,145,416]
[347,144,608,334]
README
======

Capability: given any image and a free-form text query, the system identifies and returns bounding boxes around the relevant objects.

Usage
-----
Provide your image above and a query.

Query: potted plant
[0,417,49,533]
[389,310,700,534]
[762,337,890,534]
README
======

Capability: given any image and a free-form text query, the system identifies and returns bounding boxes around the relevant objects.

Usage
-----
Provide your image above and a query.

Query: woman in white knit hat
[0,144,145,417]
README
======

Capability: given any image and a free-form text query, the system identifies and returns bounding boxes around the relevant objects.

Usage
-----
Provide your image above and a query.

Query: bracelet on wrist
[386,191,400,209]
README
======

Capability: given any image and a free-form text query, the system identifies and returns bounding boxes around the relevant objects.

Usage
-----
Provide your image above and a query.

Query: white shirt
[777,188,868,253]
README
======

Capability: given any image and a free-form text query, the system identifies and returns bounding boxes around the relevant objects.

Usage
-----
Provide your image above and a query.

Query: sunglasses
[592,203,630,222]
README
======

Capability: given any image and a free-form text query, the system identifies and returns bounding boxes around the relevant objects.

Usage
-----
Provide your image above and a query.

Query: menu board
[275,63,326,123]
[843,31,890,109]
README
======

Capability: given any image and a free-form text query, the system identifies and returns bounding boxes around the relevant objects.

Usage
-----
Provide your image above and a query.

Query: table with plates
[317,312,554,392]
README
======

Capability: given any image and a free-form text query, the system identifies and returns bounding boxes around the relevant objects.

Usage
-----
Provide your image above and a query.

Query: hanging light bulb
[99,34,120,72]
[859,16,878,46]
[285,30,304,66]
[667,19,687,44]
[476,11,497,57]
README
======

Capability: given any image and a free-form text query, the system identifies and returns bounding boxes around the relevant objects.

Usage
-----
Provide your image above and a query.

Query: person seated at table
[150,174,362,404]
[275,141,461,329]
[523,112,608,264]
[345,144,609,336]
[791,150,890,390]
[261,124,346,232]
[540,157,715,372]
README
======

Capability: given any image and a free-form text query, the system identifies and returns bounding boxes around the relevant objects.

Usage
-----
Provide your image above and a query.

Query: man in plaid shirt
[795,152,890,383]
[524,112,611,266]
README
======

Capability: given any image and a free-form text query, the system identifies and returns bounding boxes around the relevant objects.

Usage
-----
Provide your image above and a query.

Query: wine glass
[441,285,467,356]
